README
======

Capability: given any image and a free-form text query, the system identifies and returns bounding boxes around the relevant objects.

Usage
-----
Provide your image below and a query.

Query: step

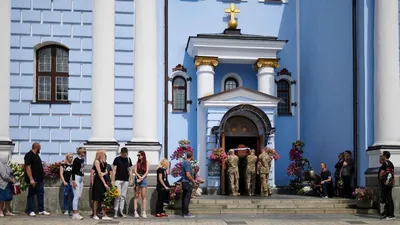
[190,199,355,205]
[188,204,353,210]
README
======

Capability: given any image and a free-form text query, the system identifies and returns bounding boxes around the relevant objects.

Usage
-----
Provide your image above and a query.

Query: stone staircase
[166,196,377,215]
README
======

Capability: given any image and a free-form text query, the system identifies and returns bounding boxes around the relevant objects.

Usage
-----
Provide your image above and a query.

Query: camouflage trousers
[246,171,256,195]
[260,173,271,196]
[228,168,239,195]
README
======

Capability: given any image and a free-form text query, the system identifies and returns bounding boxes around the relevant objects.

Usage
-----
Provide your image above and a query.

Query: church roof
[198,86,282,103]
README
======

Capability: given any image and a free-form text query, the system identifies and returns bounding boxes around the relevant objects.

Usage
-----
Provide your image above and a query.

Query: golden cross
[225,3,240,22]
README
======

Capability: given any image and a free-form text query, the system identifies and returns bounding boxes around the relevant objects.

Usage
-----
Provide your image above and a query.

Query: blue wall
[299,0,354,176]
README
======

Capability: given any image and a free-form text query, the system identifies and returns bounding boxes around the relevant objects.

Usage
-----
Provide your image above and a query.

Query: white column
[85,0,118,164]
[255,59,279,96]
[127,0,160,166]
[373,0,400,147]
[0,0,14,161]
[195,57,218,98]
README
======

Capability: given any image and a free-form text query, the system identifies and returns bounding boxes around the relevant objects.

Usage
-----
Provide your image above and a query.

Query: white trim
[186,38,286,64]
[32,41,70,103]
[204,101,278,108]
[168,70,191,112]
[296,0,300,139]
[276,75,295,115]
[221,73,243,91]
[259,0,288,3]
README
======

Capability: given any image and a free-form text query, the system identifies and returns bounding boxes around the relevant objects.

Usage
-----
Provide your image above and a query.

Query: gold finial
[225,3,240,30]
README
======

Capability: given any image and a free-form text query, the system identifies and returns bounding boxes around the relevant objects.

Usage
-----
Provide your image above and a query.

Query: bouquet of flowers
[103,185,120,210]
[169,183,182,206]
[171,161,182,178]
[209,148,227,163]
[266,147,280,160]
[43,162,62,179]
[9,162,28,192]
[353,188,375,201]
[170,139,194,178]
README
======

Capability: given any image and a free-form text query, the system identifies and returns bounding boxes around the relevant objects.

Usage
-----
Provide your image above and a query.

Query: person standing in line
[342,150,354,198]
[133,151,149,219]
[71,147,86,220]
[155,158,170,217]
[226,149,239,196]
[59,152,74,216]
[379,151,395,220]
[104,155,113,187]
[112,147,133,218]
[92,150,112,221]
[0,156,16,217]
[24,142,50,217]
[181,151,195,218]
[334,152,344,197]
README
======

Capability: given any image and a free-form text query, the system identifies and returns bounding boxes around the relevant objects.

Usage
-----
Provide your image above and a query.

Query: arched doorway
[214,104,273,195]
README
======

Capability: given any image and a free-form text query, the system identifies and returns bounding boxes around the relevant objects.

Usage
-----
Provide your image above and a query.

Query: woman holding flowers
[0,157,15,217]
[92,150,112,221]
[59,152,74,216]
[133,150,149,219]
[155,158,170,217]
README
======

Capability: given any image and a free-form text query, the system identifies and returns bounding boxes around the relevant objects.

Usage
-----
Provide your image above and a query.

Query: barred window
[172,76,187,111]
[224,78,238,91]
[277,80,291,115]
[36,45,69,103]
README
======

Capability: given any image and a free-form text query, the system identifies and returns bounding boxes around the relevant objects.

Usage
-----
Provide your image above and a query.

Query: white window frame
[276,74,295,115]
[169,71,191,112]
[221,73,243,92]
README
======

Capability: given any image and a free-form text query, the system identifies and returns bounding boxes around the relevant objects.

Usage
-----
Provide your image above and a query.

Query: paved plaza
[0,214,398,225]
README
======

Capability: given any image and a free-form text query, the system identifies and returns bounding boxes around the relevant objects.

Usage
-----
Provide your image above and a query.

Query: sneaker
[64,210,69,216]
[113,213,117,219]
[142,211,147,219]
[102,216,113,221]
[184,213,195,218]
[38,211,50,215]
[29,212,36,217]
[322,196,328,199]
[134,211,139,218]
[386,217,396,220]
[161,213,168,217]
[120,212,127,218]
[93,215,100,220]
[72,214,83,220]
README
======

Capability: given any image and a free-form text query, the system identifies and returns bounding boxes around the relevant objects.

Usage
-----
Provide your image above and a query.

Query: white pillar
[373,0,400,147]
[195,56,218,98]
[85,0,118,164]
[126,0,160,166]
[0,0,14,161]
[255,59,279,96]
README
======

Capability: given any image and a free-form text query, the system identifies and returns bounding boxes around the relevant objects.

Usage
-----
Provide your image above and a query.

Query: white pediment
[199,87,282,107]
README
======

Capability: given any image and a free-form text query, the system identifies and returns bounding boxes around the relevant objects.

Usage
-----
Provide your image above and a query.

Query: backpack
[381,161,395,187]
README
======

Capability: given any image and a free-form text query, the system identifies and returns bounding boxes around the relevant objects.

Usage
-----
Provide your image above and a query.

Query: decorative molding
[221,73,243,91]
[259,0,288,3]
[278,68,291,76]
[172,64,187,72]
[194,56,219,68]
[291,102,297,107]
[254,58,280,69]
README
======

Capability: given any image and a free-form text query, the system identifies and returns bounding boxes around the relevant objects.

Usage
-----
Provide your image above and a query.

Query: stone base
[367,145,400,168]
[0,141,15,161]
[125,141,162,166]
[83,141,120,165]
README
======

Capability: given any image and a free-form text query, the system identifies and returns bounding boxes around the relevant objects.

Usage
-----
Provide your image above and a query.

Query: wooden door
[221,134,226,195]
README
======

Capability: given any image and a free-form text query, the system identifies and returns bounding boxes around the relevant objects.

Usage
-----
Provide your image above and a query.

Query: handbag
[12,182,21,195]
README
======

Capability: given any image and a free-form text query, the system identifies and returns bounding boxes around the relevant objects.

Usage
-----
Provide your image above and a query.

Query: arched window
[277,80,291,115]
[224,78,238,91]
[172,76,187,111]
[36,45,69,103]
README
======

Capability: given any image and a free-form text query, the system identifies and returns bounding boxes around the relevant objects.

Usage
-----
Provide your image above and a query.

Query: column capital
[254,58,280,70]
[194,56,219,69]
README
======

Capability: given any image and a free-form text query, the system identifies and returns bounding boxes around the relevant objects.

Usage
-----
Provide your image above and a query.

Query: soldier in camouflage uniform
[226,149,239,196]
[259,148,272,197]
[246,149,258,196]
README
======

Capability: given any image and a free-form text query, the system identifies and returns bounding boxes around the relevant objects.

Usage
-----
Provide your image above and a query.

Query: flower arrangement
[9,162,28,192]
[43,162,62,179]
[169,183,182,206]
[170,139,194,178]
[353,188,375,201]
[286,140,313,192]
[266,147,280,161]
[209,148,227,164]
[103,185,120,210]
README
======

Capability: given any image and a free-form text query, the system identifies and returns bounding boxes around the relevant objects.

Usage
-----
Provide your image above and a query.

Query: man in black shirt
[379,151,395,220]
[24,142,50,216]
[320,162,332,198]
[342,150,354,198]
[112,147,133,218]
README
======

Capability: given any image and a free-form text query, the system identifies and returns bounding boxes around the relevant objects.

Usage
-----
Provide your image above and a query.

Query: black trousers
[381,186,394,217]
[342,175,352,198]
[156,189,168,214]
[181,182,193,215]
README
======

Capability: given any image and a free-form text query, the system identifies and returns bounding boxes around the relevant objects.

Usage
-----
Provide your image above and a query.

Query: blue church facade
[2,0,399,192]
